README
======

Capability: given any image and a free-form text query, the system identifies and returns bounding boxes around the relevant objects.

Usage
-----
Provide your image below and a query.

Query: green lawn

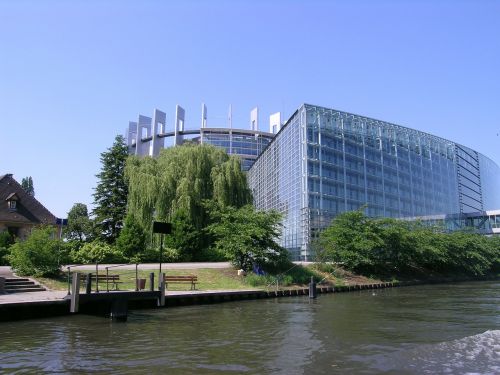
[39,267,257,292]
[37,264,382,293]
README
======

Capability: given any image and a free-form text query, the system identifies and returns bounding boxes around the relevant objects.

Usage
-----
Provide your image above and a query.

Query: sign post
[152,221,172,290]
[55,218,68,266]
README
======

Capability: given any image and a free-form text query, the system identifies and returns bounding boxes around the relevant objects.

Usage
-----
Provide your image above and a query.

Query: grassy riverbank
[36,264,383,293]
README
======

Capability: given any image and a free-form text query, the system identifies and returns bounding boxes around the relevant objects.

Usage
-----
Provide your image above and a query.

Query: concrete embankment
[1,277,498,322]
[0,282,398,321]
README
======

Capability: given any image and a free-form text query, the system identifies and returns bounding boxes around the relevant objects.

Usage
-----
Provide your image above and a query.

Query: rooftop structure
[126,104,278,171]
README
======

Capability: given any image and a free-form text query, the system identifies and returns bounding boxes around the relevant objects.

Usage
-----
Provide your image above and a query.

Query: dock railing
[66,263,154,294]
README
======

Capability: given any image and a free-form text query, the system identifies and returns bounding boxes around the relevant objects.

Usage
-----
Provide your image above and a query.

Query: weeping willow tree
[125,144,252,260]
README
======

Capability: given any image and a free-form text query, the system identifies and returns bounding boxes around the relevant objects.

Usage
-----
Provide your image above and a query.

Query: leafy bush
[0,231,14,265]
[316,210,500,279]
[244,273,295,287]
[71,241,124,264]
[0,246,8,266]
[244,263,321,287]
[8,226,62,277]
[207,203,289,271]
[139,245,181,263]
[286,264,321,284]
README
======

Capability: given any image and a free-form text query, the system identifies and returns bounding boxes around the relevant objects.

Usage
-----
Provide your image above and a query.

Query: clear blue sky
[1,0,499,218]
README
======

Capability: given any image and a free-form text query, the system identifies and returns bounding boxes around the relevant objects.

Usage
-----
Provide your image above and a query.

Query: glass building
[248,104,500,260]
[198,128,273,171]
[127,106,274,171]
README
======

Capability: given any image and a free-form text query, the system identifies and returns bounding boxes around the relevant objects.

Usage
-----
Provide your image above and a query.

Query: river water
[0,281,499,374]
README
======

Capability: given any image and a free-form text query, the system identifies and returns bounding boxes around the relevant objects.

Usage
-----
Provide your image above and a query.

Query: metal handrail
[104,264,132,292]
[66,263,156,294]
[265,263,299,291]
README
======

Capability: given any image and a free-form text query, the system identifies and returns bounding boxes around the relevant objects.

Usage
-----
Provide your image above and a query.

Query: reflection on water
[0,281,498,374]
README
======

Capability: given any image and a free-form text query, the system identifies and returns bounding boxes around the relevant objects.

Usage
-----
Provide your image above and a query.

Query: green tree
[206,203,288,271]
[8,226,62,276]
[65,203,93,244]
[21,176,35,196]
[316,210,383,274]
[316,210,500,278]
[92,135,129,244]
[125,144,252,259]
[115,214,147,261]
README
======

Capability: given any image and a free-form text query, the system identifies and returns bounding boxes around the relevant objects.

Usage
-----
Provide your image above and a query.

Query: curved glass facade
[201,128,273,171]
[248,104,500,260]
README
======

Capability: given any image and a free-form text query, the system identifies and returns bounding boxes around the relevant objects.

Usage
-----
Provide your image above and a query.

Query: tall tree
[115,214,147,261]
[125,143,252,259]
[92,135,129,243]
[65,203,93,243]
[206,203,287,271]
[21,176,35,196]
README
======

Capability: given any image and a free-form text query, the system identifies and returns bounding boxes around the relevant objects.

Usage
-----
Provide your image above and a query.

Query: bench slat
[164,275,197,290]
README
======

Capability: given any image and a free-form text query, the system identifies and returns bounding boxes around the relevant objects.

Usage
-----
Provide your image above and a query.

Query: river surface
[0,281,499,374]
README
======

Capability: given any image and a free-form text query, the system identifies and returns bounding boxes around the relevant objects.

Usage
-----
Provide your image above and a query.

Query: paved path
[0,288,260,305]
[0,263,234,306]
[0,290,68,304]
[0,266,14,277]
[64,262,232,271]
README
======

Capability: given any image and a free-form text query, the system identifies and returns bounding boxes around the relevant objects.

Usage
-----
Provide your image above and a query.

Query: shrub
[0,231,14,265]
[71,241,124,264]
[8,226,62,277]
[245,273,298,287]
[140,245,181,263]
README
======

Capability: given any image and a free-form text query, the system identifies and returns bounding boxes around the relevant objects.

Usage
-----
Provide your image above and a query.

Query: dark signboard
[152,221,172,234]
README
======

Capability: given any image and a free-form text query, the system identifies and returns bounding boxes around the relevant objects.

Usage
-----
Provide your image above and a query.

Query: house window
[8,200,16,210]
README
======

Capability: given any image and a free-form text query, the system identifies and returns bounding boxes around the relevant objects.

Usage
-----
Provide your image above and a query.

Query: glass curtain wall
[305,104,460,248]
[248,108,308,260]
[202,129,273,171]
[250,104,500,260]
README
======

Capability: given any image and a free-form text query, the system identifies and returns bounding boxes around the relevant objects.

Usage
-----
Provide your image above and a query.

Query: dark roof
[0,174,57,225]
[5,192,19,201]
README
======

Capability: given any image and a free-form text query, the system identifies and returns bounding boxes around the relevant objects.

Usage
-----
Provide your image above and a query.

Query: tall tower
[269,112,281,134]
[135,115,151,156]
[175,105,186,146]
[250,107,258,131]
[150,109,166,156]
[201,103,207,128]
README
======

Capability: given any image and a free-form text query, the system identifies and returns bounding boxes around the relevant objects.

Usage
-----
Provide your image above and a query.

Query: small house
[0,174,57,240]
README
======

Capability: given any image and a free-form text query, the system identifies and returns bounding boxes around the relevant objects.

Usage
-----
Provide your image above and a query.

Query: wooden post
[0,277,5,294]
[309,276,317,299]
[149,272,155,292]
[158,273,165,307]
[110,299,128,321]
[70,273,81,313]
[86,273,92,294]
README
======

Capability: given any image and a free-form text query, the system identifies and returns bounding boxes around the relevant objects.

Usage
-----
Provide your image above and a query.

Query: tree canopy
[316,210,500,278]
[21,176,34,196]
[206,203,288,271]
[92,135,129,244]
[115,214,147,261]
[125,144,252,260]
[65,203,93,243]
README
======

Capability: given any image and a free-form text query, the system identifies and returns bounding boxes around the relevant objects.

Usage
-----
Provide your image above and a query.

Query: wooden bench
[164,275,197,290]
[80,274,122,290]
